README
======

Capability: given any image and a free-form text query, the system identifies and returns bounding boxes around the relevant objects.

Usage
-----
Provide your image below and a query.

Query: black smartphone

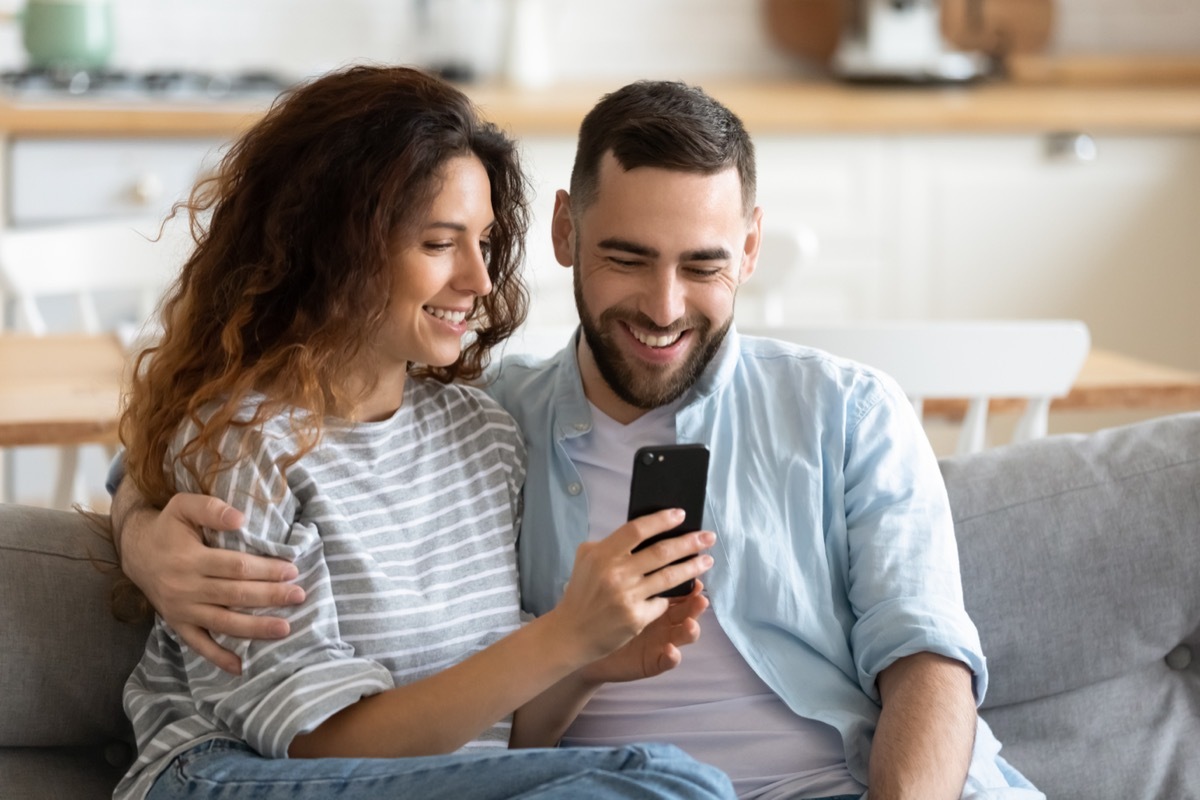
[628,443,710,598]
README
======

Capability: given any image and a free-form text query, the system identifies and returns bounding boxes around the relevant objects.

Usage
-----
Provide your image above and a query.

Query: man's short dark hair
[570,80,756,216]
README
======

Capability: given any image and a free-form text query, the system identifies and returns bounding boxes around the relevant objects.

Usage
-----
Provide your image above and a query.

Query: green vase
[22,0,114,71]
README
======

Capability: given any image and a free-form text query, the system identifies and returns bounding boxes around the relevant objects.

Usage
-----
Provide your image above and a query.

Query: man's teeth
[632,329,683,348]
[425,307,468,324]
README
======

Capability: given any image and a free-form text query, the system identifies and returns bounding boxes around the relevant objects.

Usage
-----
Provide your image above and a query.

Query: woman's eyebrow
[424,221,468,232]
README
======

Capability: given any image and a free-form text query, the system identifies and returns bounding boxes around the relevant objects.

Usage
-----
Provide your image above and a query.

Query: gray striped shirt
[116,379,527,800]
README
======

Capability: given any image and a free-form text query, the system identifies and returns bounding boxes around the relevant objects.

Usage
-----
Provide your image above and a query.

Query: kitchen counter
[1,71,1199,138]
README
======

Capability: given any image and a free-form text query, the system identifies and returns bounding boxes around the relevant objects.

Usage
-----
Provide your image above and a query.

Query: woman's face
[376,154,495,370]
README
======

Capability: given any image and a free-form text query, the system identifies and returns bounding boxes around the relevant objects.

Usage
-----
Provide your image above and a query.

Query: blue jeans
[146,738,735,800]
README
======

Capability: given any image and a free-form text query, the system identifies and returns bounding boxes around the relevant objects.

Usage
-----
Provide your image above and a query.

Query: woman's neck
[342,364,408,422]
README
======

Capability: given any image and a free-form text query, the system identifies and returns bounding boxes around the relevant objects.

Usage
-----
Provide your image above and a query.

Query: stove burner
[0,68,292,100]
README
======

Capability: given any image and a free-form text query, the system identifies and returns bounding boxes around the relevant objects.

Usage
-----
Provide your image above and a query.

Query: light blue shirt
[486,326,1042,797]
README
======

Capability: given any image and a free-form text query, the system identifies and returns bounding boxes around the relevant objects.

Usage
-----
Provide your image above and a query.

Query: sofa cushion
[942,412,1200,800]
[0,505,150,749]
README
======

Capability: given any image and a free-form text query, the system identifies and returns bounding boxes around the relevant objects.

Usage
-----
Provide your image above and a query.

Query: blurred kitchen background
[1,0,1198,507]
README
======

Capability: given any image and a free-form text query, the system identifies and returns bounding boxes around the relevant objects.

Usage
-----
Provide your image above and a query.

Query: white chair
[739,320,1091,455]
[0,218,185,507]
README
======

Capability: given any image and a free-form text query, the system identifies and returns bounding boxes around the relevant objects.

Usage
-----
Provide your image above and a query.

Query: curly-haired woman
[114,65,730,800]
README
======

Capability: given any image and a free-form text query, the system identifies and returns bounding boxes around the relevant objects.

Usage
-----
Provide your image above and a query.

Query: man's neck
[576,336,650,425]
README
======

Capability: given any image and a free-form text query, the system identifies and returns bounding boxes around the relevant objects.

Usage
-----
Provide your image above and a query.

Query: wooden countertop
[2,67,1199,138]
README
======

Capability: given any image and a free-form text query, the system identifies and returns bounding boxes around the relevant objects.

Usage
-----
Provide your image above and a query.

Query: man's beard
[574,267,731,410]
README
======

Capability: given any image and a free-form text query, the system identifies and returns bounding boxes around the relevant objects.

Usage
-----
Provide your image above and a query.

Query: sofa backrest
[0,503,150,799]
[943,411,1200,800]
[1,413,1197,800]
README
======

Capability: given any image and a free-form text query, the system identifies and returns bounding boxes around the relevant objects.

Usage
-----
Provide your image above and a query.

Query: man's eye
[610,258,640,267]
[687,267,722,277]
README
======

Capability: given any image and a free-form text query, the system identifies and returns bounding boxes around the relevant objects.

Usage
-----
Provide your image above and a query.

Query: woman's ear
[551,190,576,268]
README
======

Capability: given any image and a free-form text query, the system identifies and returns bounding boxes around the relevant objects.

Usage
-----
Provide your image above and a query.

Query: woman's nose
[459,245,493,297]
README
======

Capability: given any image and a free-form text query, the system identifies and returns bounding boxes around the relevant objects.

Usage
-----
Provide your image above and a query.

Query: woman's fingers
[642,552,714,599]
[628,529,715,577]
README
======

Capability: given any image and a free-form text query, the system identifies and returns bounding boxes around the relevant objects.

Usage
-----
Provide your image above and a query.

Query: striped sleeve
[168,420,395,758]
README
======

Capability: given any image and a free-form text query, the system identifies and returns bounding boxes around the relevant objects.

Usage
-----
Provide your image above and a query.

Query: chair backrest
[0,219,187,339]
[739,320,1091,455]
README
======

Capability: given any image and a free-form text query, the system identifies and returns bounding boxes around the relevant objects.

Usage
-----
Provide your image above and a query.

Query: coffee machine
[831,0,992,83]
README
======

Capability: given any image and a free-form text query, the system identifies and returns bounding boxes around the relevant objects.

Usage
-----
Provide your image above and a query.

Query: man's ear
[738,206,764,285]
[551,190,576,268]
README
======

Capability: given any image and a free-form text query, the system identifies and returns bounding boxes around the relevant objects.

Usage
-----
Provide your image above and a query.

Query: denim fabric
[145,738,736,800]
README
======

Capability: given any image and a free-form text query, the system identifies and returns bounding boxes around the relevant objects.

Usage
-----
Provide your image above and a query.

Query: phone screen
[627,443,710,597]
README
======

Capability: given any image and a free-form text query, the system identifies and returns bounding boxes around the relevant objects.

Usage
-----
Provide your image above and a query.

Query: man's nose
[640,269,686,328]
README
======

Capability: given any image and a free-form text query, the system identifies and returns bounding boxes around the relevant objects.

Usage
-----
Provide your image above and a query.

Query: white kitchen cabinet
[894,133,1200,372]
[0,136,223,506]
[7,137,226,226]
[518,132,1200,373]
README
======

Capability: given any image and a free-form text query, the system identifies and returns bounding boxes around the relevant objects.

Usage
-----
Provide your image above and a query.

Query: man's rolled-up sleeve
[842,377,988,705]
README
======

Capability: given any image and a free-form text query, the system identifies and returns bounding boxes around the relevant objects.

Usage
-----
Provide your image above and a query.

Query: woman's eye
[480,240,493,258]
[425,242,453,252]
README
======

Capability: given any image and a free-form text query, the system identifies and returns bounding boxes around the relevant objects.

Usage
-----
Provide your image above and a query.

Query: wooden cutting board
[941,0,1054,55]
[763,0,1053,67]
[761,0,843,67]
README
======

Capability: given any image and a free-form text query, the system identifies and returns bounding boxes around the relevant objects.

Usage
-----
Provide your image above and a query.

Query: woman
[115,65,730,800]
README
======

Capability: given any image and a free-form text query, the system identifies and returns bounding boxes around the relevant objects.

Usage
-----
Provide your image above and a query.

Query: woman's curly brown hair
[121,65,530,509]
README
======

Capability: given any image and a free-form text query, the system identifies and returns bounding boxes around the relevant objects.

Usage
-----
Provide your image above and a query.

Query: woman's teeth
[425,306,468,324]
[631,328,683,348]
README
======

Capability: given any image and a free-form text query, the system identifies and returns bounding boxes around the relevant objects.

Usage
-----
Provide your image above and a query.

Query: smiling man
[111,80,1044,800]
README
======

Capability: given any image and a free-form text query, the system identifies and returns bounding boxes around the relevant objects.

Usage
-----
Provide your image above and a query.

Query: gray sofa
[2,413,1198,800]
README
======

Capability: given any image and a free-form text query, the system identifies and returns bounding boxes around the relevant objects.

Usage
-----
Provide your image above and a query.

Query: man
[110,80,1042,800]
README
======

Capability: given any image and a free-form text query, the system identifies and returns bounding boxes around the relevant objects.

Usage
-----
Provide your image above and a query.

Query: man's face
[552,153,762,420]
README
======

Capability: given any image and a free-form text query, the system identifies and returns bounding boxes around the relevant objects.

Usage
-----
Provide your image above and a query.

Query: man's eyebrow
[596,238,729,262]
[597,237,658,258]
[682,247,731,262]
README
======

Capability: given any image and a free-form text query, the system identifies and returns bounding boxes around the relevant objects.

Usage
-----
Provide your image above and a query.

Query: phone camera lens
[640,452,655,465]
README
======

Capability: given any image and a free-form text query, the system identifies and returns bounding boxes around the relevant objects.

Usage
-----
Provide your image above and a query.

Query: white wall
[0,0,1196,80]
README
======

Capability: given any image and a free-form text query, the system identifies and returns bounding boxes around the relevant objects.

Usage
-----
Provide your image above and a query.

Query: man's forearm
[868,652,976,800]
[109,478,152,558]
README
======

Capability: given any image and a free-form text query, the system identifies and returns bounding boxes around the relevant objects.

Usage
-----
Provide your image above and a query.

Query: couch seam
[0,543,117,566]
[952,455,1200,525]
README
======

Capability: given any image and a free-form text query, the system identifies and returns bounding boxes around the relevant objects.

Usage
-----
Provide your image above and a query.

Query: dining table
[0,332,127,448]
[1,334,1199,502]
[923,347,1200,418]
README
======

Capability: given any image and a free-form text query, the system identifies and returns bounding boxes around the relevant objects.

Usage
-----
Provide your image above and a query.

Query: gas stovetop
[0,68,292,103]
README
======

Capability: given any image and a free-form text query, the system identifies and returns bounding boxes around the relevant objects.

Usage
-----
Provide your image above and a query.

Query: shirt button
[567,482,582,495]
[573,422,590,432]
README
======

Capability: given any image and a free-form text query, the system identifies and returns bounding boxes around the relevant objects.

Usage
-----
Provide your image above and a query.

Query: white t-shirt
[560,401,865,800]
